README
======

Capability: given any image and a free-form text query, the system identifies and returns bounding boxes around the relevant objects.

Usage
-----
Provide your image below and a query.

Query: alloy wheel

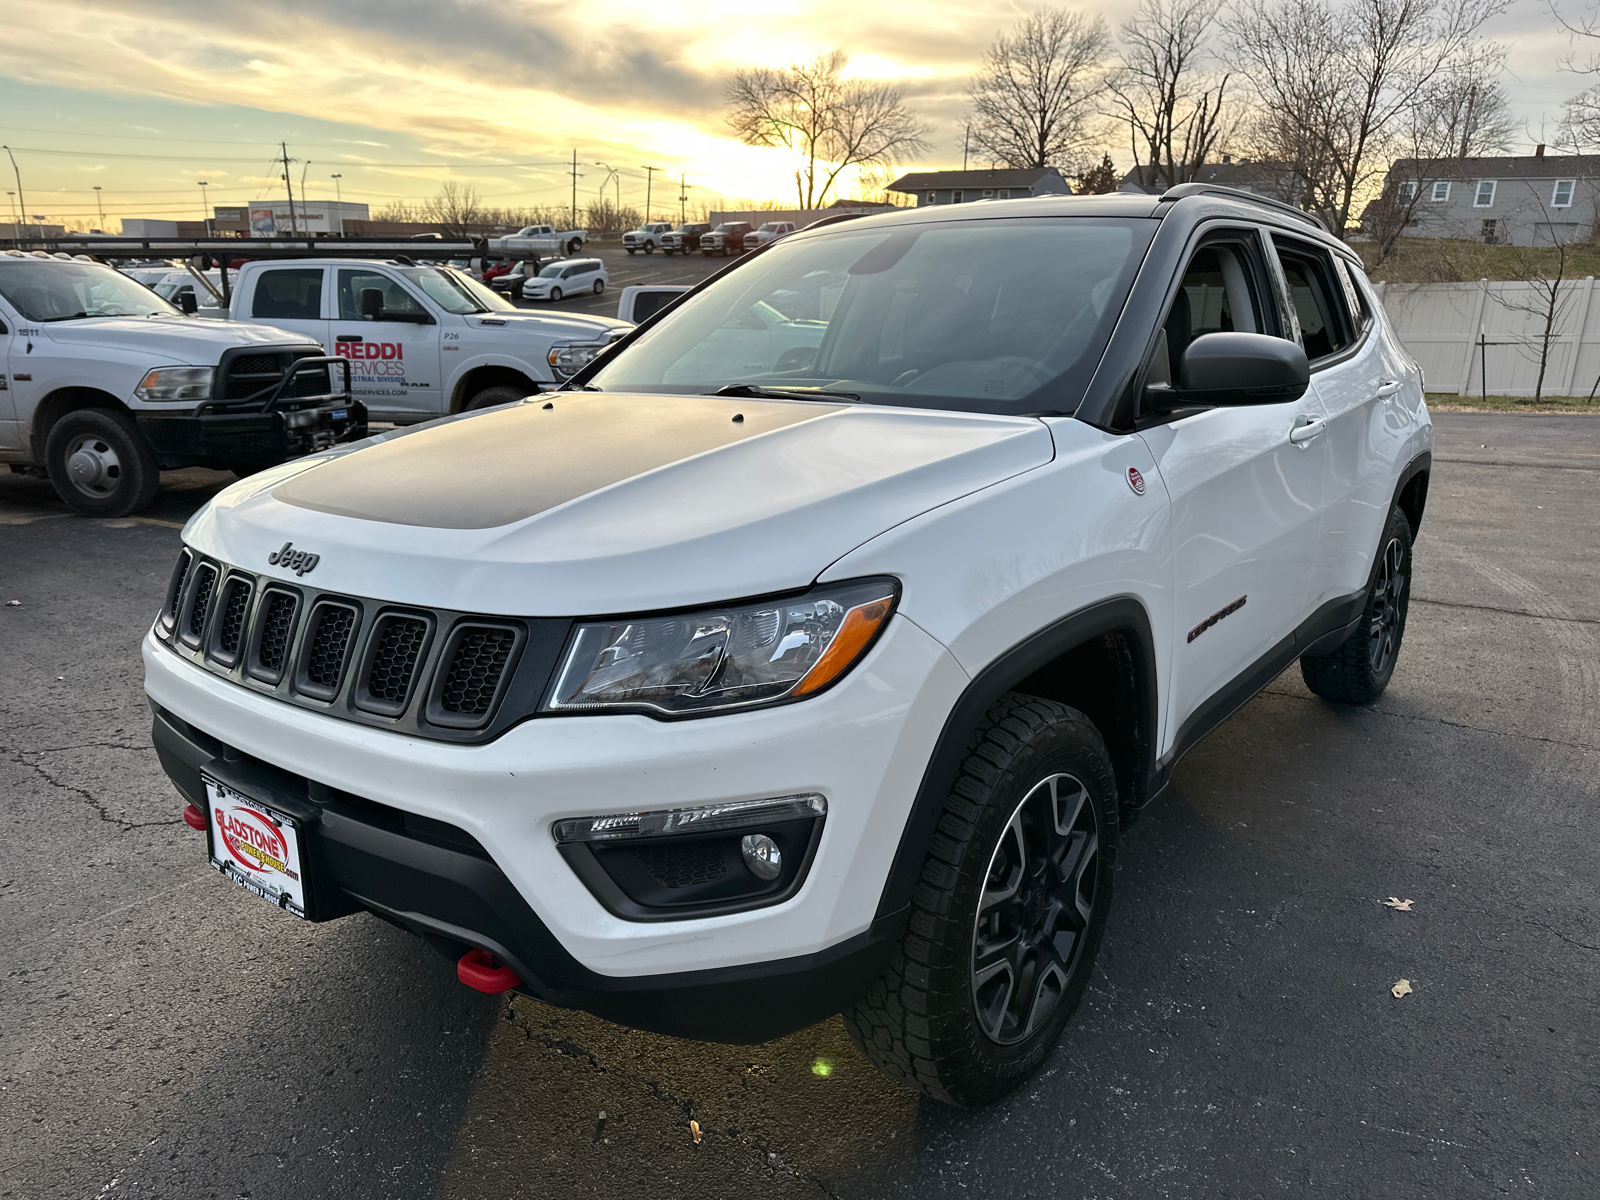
[970,772,1102,1045]
[1369,536,1407,674]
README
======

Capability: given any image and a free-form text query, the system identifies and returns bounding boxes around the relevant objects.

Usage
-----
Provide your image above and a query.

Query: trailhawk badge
[1127,466,1146,495]
[267,541,320,576]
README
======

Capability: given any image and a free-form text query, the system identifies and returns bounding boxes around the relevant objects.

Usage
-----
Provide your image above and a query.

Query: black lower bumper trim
[138,401,367,470]
[150,703,896,1043]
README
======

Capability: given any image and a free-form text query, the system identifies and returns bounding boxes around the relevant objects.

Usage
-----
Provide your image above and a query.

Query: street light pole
[2,146,25,235]
[197,181,209,235]
[640,165,661,222]
[93,185,105,231]
[330,174,343,232]
[6,192,17,231]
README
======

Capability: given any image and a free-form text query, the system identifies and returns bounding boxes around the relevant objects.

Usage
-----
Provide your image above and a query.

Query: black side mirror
[1176,332,1309,406]
[178,291,199,314]
[360,287,384,320]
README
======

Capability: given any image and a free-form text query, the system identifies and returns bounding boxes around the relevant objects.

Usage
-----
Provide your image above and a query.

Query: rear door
[327,266,442,423]
[0,297,22,451]
[244,265,328,347]
[1136,228,1330,748]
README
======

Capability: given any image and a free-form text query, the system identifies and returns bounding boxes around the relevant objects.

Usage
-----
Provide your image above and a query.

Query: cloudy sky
[0,0,1591,230]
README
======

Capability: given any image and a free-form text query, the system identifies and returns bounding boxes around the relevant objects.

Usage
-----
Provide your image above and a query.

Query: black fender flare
[874,596,1160,920]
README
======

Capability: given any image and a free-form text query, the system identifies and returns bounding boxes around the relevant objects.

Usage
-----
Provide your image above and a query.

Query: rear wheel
[1300,505,1413,705]
[44,407,160,517]
[567,239,582,255]
[845,693,1117,1107]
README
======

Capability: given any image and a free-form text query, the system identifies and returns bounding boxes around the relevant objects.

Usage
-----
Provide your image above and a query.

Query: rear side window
[252,268,323,320]
[1333,259,1371,329]
[1273,240,1351,361]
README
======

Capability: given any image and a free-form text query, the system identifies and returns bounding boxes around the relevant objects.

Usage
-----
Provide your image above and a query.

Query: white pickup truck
[622,222,673,254]
[0,251,361,517]
[487,225,587,258]
[221,258,627,423]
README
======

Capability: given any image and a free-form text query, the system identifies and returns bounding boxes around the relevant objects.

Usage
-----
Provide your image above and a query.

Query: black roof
[887,167,1065,192]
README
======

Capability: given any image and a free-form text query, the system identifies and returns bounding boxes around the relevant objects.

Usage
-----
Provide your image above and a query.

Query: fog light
[741,833,782,880]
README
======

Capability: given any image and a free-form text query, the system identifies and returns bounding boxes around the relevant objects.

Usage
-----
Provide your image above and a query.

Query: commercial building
[211,200,371,236]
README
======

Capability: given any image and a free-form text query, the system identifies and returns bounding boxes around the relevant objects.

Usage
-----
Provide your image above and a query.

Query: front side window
[586,216,1156,416]
[1552,179,1575,207]
[1157,239,1271,383]
[1273,240,1350,361]
[336,269,421,320]
[402,266,512,313]
[0,262,182,322]
[1432,181,1451,202]
[252,268,323,320]
[1475,180,1496,207]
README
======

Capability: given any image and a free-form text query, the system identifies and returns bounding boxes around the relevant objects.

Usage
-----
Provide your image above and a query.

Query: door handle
[1375,379,1402,398]
[335,334,363,343]
[1289,418,1326,444]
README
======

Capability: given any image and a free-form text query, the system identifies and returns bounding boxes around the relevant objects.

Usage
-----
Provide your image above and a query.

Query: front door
[328,267,442,423]
[1136,231,1330,750]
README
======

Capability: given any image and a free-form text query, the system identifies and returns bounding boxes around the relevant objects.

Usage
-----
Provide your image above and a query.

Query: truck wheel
[548,286,563,302]
[845,693,1117,1108]
[464,385,527,411]
[567,239,582,256]
[644,241,655,254]
[1301,505,1413,705]
[44,407,161,517]
[592,279,605,295]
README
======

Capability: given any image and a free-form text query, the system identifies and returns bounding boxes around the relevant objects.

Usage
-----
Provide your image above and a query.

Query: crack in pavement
[1412,595,1600,626]
[1259,688,1600,753]
[1432,457,1600,473]
[1,747,181,831]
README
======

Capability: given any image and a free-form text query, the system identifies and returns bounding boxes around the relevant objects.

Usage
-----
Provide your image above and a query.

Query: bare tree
[1109,0,1232,189]
[726,51,930,210]
[1495,191,1585,400]
[968,8,1111,171]
[1225,0,1507,238]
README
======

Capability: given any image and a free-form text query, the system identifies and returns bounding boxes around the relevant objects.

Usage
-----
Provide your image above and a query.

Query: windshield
[400,266,513,313]
[0,261,183,322]
[537,263,567,278]
[586,216,1156,415]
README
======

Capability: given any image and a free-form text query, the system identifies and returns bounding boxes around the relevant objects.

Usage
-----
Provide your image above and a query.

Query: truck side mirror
[178,292,199,315]
[360,287,384,320]
[1176,332,1309,406]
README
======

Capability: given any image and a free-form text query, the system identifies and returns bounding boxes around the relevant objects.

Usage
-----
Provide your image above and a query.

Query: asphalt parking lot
[507,241,723,320]
[1,412,1596,1199]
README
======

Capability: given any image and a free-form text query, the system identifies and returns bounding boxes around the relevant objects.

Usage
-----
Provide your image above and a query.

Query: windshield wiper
[714,383,861,402]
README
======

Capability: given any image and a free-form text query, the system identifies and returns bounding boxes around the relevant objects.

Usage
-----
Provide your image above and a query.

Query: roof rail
[1158,183,1327,233]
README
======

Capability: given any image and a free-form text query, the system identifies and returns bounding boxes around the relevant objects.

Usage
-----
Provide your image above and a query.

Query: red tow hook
[182,803,207,831]
[457,948,521,994]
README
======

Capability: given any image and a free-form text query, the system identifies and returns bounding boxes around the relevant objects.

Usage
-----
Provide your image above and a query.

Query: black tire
[644,241,655,254]
[845,693,1118,1107]
[592,279,605,295]
[43,407,160,517]
[464,385,527,411]
[548,286,563,303]
[1300,505,1413,705]
[567,239,582,256]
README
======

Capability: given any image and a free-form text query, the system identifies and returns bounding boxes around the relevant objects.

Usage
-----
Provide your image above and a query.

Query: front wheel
[1300,504,1413,705]
[548,286,562,303]
[44,407,160,517]
[592,279,605,295]
[845,693,1117,1107]
[644,241,655,254]
[464,385,526,411]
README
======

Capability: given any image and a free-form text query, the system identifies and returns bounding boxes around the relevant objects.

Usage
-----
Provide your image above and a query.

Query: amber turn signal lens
[792,597,894,696]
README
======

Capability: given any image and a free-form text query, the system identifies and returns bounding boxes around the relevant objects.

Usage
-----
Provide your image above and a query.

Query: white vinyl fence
[1373,278,1600,397]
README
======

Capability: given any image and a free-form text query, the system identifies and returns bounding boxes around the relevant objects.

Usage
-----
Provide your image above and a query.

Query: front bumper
[142,615,967,1033]
[138,400,367,470]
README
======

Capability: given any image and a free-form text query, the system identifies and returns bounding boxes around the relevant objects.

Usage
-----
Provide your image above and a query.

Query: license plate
[203,774,308,919]
[331,409,348,420]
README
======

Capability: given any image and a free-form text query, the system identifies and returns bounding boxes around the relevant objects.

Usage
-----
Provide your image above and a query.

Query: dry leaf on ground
[689,1119,702,1145]
[1391,979,1414,998]
[1383,897,1414,911]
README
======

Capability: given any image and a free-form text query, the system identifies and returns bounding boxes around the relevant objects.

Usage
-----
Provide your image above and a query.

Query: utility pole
[641,165,661,222]
[569,148,582,229]
[2,146,25,234]
[679,174,687,223]
[278,141,298,234]
[197,181,209,235]
[93,185,105,231]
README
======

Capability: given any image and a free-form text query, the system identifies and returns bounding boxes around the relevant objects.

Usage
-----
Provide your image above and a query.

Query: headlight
[545,578,898,716]
[547,343,604,375]
[134,366,213,403]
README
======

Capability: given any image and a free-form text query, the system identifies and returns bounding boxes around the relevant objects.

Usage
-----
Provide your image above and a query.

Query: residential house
[1380,149,1598,245]
[886,168,1071,207]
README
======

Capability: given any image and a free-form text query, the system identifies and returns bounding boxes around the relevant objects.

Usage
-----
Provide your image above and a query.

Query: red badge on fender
[1127,466,1146,495]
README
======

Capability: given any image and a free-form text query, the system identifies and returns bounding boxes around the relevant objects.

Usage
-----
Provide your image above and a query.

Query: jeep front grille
[155,549,561,744]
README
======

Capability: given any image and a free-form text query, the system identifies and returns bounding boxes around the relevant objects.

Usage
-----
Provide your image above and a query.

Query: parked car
[615,284,690,324]
[151,269,225,313]
[700,221,755,256]
[143,185,1431,1107]
[487,225,587,258]
[749,221,797,247]
[0,252,359,516]
[622,222,674,254]
[488,260,536,299]
[519,258,608,303]
[661,222,710,255]
[221,257,626,422]
[481,258,515,286]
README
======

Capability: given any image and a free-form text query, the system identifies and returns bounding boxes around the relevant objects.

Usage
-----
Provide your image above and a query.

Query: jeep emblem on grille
[268,541,320,576]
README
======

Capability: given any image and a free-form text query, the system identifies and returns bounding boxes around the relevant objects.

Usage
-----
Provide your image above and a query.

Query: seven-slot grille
[218,349,329,404]
[159,550,538,740]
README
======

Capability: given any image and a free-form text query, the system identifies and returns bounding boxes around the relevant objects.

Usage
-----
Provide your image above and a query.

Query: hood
[185,392,1053,616]
[42,316,313,364]
[470,310,626,339]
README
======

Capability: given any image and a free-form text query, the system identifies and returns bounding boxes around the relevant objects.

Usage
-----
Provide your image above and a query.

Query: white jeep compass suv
[144,186,1432,1107]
